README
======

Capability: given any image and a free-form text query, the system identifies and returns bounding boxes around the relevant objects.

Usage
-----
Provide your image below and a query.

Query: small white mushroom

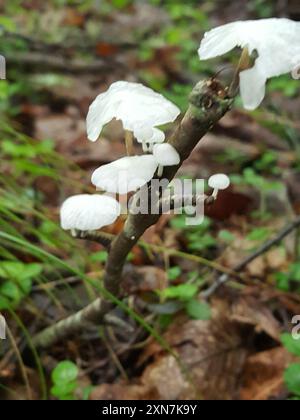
[198,18,300,109]
[208,174,230,199]
[86,81,180,144]
[91,155,158,194]
[134,126,165,152]
[60,194,121,231]
[153,143,180,177]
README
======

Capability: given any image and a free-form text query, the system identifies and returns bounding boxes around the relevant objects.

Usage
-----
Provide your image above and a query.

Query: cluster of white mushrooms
[61,81,184,232]
[61,17,300,233]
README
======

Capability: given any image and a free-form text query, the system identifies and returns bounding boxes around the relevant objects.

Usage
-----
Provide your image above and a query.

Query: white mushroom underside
[91,155,158,194]
[87,81,180,142]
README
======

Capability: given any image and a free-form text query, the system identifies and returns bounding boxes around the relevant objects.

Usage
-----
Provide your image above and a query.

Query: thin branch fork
[203,215,300,298]
[32,79,233,349]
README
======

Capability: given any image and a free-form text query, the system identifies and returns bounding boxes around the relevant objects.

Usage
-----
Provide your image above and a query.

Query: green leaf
[167,266,182,281]
[284,364,300,396]
[161,284,198,301]
[149,301,183,315]
[186,300,211,320]
[276,272,290,291]
[51,381,77,399]
[90,251,108,263]
[82,386,94,401]
[246,227,270,242]
[52,361,79,386]
[290,263,300,282]
[158,314,174,329]
[21,263,43,280]
[188,233,216,251]
[218,230,235,243]
[281,333,300,357]
[0,295,11,310]
[0,281,21,302]
[170,215,189,230]
[0,261,42,280]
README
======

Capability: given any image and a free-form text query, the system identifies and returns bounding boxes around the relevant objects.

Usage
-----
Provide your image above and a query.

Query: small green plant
[281,333,300,399]
[231,167,283,219]
[253,151,279,175]
[159,282,211,321]
[167,266,182,281]
[0,261,42,310]
[276,263,300,293]
[51,361,79,400]
[171,215,217,253]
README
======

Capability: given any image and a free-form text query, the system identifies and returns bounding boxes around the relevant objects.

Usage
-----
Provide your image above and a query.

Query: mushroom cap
[198,18,300,109]
[153,143,180,166]
[87,81,180,142]
[134,126,165,144]
[208,174,230,190]
[60,194,121,231]
[91,155,158,194]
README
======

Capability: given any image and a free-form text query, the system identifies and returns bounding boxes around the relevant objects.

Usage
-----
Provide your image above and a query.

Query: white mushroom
[208,174,230,199]
[153,143,180,177]
[134,125,165,152]
[60,194,121,231]
[91,155,158,194]
[198,18,300,110]
[86,81,180,147]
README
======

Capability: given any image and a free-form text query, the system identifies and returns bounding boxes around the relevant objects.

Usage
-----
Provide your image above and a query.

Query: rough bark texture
[33,79,233,349]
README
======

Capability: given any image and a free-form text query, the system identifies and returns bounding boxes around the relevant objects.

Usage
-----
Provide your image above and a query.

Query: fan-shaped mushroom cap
[91,155,158,194]
[87,81,180,142]
[60,194,121,231]
[198,18,300,109]
[153,143,180,166]
[208,174,230,190]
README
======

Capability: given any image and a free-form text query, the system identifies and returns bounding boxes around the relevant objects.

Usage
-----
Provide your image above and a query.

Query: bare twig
[5,52,122,74]
[32,78,233,349]
[203,215,300,298]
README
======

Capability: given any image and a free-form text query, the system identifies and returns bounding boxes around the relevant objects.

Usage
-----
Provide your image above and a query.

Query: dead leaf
[90,382,154,400]
[139,300,248,400]
[230,296,282,341]
[122,266,167,294]
[240,347,296,400]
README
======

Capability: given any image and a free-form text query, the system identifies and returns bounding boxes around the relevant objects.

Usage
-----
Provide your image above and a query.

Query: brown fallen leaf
[230,296,282,341]
[240,347,296,400]
[122,266,168,294]
[138,300,248,400]
[90,382,154,401]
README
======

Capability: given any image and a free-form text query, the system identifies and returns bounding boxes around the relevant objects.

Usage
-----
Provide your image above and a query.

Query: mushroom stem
[125,130,134,156]
[229,47,250,97]
[142,140,147,153]
[157,165,164,177]
[211,189,219,199]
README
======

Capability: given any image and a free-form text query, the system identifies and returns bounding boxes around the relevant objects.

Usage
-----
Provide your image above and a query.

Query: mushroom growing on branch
[60,194,121,231]
[208,174,230,200]
[153,143,180,177]
[91,155,158,194]
[198,18,300,109]
[86,81,180,153]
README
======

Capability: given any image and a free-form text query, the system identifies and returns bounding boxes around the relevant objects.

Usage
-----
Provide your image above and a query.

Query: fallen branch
[202,215,300,298]
[32,79,233,349]
[5,52,122,74]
